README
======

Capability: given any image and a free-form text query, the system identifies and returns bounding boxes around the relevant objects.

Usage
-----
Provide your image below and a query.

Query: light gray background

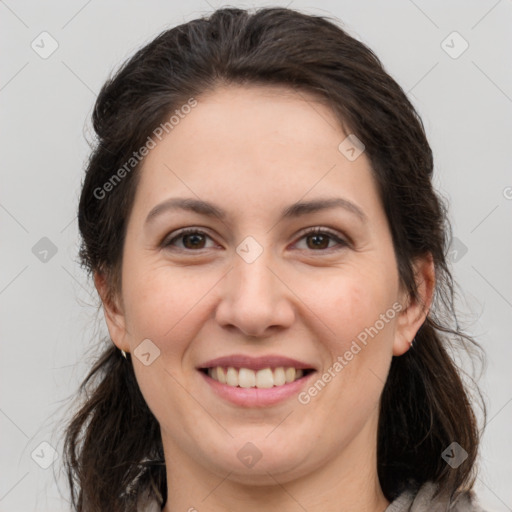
[1,1,511,510]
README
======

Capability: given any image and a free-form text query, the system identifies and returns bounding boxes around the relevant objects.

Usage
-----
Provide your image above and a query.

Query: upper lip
[198,354,316,371]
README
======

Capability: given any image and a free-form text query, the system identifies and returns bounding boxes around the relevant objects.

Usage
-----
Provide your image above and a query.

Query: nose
[215,247,295,338]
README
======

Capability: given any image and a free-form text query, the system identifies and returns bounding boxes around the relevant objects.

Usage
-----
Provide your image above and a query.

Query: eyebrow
[145,196,367,225]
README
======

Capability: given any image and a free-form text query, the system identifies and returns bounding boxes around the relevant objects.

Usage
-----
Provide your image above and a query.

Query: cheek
[307,272,398,413]
[121,261,217,353]
[123,264,213,418]
[304,264,398,344]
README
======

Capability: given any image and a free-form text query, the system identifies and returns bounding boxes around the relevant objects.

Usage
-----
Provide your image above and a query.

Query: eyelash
[162,227,349,253]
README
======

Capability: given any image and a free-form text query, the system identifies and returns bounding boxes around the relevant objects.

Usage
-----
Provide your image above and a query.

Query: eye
[162,228,217,251]
[162,227,349,253]
[294,227,348,251]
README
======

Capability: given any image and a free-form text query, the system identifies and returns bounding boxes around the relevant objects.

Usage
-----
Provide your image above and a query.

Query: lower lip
[199,370,316,408]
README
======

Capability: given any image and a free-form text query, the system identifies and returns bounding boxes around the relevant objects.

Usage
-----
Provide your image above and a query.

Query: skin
[95,84,435,512]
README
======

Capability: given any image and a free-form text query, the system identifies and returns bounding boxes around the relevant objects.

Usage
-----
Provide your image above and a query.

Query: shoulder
[137,498,161,512]
[385,481,487,512]
[136,489,162,512]
[136,481,489,512]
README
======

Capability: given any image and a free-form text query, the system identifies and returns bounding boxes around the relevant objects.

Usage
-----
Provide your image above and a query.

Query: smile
[202,366,314,388]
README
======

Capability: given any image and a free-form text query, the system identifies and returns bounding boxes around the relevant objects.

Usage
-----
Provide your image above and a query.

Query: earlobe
[393,254,435,356]
[93,270,130,353]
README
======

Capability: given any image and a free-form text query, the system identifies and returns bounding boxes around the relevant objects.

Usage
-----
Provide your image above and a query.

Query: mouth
[198,366,316,389]
[196,354,318,406]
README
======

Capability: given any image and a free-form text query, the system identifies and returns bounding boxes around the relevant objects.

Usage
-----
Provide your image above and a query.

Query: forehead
[131,84,381,224]
[184,83,345,153]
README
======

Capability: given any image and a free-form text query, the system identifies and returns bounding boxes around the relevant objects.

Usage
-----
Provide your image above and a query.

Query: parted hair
[64,6,486,511]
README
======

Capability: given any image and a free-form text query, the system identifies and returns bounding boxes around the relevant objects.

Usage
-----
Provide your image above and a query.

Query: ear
[94,270,130,353]
[393,253,435,356]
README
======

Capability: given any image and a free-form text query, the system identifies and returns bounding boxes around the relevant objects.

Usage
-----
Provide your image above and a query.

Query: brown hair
[64,6,486,511]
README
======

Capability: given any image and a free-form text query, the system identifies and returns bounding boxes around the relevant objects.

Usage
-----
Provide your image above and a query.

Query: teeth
[217,366,227,384]
[273,367,286,386]
[239,368,256,388]
[285,367,296,383]
[207,366,306,388]
[255,368,274,388]
[226,367,238,387]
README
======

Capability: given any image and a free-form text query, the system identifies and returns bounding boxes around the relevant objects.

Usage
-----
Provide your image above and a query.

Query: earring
[120,349,128,359]
[409,337,416,346]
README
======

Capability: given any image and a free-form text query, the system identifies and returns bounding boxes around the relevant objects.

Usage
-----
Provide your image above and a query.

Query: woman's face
[100,84,430,487]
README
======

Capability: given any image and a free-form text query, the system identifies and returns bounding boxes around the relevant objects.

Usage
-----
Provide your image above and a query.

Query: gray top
[383,481,486,512]
[137,481,487,511]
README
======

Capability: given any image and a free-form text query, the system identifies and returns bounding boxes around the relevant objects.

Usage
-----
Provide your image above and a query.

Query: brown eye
[296,228,348,251]
[306,232,330,249]
[163,229,214,251]
[182,232,206,249]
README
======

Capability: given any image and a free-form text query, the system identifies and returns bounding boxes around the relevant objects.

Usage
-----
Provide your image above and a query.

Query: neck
[160,415,390,512]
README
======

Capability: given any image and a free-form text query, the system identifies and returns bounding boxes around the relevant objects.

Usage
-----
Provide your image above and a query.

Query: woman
[64,6,487,511]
